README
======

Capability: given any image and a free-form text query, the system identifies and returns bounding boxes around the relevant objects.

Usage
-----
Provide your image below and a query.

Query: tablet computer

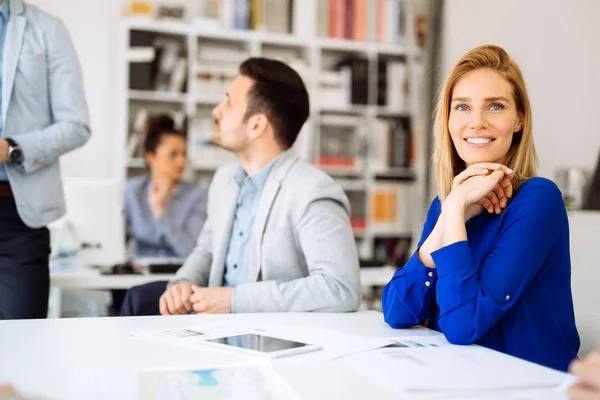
[202,333,322,358]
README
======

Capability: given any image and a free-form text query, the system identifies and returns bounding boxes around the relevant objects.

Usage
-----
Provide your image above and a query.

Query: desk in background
[48,266,398,317]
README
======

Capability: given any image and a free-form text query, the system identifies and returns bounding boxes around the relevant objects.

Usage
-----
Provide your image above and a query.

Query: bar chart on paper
[138,367,301,400]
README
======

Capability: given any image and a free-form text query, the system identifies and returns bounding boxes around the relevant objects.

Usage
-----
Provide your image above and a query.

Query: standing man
[0,0,91,319]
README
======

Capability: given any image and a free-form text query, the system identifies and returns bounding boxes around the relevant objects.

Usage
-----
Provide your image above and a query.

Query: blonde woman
[382,45,579,371]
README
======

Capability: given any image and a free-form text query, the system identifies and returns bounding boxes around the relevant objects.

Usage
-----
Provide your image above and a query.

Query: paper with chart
[343,336,573,392]
[68,365,301,400]
[130,321,391,366]
[138,366,302,400]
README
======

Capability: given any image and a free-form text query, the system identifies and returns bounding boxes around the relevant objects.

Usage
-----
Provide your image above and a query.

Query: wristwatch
[5,138,23,165]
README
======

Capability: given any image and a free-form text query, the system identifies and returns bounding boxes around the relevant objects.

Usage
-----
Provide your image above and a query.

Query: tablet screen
[205,334,310,353]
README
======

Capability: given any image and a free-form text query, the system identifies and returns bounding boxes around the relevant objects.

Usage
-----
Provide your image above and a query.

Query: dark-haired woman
[124,115,206,258]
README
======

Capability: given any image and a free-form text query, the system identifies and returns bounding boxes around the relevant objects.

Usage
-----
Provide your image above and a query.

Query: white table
[0,311,566,400]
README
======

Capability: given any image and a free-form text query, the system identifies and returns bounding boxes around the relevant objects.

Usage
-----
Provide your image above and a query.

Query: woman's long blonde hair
[433,44,538,200]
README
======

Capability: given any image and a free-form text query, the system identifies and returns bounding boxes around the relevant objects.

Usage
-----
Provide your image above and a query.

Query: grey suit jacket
[172,151,361,313]
[3,0,90,228]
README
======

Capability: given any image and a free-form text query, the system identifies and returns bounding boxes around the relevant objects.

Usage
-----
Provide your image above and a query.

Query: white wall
[27,0,123,178]
[440,0,600,180]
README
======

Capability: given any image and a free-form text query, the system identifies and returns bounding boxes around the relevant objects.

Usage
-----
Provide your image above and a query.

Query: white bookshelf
[116,0,430,268]
[128,90,187,103]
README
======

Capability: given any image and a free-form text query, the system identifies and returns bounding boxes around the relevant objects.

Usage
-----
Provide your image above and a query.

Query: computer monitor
[53,178,127,267]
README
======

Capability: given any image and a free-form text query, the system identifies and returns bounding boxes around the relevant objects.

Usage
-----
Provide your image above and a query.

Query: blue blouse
[382,177,580,371]
[124,175,207,258]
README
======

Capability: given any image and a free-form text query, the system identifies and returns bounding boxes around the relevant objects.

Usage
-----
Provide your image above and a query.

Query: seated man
[122,57,360,315]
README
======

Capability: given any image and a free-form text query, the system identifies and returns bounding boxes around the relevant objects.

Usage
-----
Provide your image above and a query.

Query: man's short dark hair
[239,57,310,149]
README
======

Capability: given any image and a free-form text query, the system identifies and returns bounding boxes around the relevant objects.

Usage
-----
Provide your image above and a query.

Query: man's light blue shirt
[0,0,10,180]
[225,152,285,312]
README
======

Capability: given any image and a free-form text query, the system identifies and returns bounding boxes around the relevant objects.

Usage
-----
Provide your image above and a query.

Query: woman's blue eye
[490,103,504,111]
[456,104,468,111]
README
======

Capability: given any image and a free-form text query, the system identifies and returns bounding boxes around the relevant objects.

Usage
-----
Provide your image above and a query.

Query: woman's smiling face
[448,68,523,167]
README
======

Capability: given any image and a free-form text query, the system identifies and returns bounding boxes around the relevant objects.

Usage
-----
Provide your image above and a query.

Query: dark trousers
[0,197,51,320]
[120,280,168,316]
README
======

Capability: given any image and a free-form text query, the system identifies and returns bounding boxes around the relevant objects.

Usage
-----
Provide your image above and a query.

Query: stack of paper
[343,335,574,394]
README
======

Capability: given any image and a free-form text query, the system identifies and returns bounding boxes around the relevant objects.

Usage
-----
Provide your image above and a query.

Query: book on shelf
[193,0,220,30]
[317,0,329,38]
[128,30,188,93]
[168,57,187,93]
[369,183,410,234]
[318,121,363,171]
[346,189,367,232]
[127,133,140,159]
[377,60,407,110]
[369,117,412,172]
[336,57,369,105]
[129,30,156,91]
[232,0,251,30]
[127,108,149,158]
[123,1,153,17]
[128,47,156,63]
[315,70,350,108]
[291,0,316,37]
[155,2,191,22]
[371,236,411,268]
[250,0,263,30]
[213,0,292,33]
[323,0,407,43]
[154,39,185,92]
[263,0,292,34]
[389,118,412,168]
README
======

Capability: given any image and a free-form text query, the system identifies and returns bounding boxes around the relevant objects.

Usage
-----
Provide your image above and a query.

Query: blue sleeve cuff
[404,252,439,284]
[431,241,472,278]
[382,251,438,327]
[231,287,237,313]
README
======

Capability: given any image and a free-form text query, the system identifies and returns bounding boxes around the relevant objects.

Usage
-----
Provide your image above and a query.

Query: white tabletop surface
[0,311,566,400]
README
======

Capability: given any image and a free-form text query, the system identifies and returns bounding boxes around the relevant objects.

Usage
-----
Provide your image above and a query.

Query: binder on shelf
[250,0,264,31]
[263,0,291,34]
[369,183,410,235]
[232,0,250,30]
[292,0,315,37]
[336,57,369,105]
[316,0,329,38]
[346,189,367,232]
[154,40,183,92]
[128,31,156,91]
[386,61,407,111]
[389,118,412,168]
[318,121,363,170]
[168,57,187,93]
[329,0,346,39]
